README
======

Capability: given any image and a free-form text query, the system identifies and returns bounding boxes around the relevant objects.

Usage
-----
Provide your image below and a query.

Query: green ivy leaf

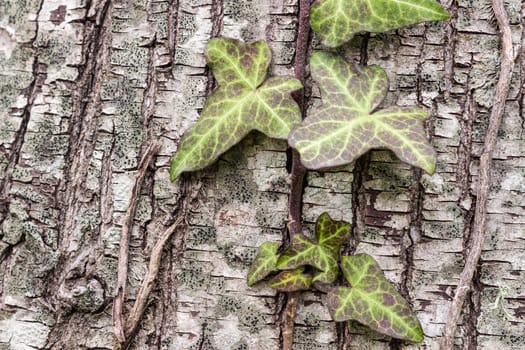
[247,242,280,287]
[276,234,317,270]
[170,38,302,181]
[316,212,351,255]
[289,52,436,174]
[327,254,424,342]
[276,213,350,285]
[268,267,313,292]
[310,0,450,47]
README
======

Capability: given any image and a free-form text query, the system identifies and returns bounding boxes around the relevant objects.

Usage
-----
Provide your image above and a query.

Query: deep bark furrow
[167,0,180,68]
[0,0,46,209]
[40,1,113,346]
[456,67,480,350]
[52,0,112,294]
[210,0,224,39]
[395,24,430,305]
[519,2,525,139]
[463,272,481,350]
[443,0,458,100]
[0,61,45,204]
[61,0,112,203]
[142,3,181,347]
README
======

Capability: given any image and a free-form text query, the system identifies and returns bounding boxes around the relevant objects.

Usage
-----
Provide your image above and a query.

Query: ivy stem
[282,1,311,349]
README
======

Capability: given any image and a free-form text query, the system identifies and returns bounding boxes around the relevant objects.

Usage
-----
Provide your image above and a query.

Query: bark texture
[0,0,524,349]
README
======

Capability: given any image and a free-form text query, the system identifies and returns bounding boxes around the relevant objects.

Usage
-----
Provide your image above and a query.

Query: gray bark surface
[0,0,523,349]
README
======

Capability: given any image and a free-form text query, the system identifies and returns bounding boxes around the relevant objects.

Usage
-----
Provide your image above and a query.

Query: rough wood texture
[0,0,523,349]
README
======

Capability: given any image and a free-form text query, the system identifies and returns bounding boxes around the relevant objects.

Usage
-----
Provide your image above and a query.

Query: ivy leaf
[276,234,318,269]
[170,38,302,181]
[276,213,349,285]
[316,212,351,255]
[289,52,436,174]
[310,0,450,47]
[311,248,338,285]
[327,254,424,342]
[247,242,280,287]
[276,234,339,284]
[268,267,313,292]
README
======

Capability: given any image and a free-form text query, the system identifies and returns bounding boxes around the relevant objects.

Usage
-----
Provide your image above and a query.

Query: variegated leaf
[327,254,424,342]
[289,52,436,174]
[310,0,449,47]
[247,242,280,286]
[170,38,302,181]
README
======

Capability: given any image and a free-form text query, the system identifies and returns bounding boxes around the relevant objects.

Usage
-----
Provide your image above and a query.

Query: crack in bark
[43,2,113,347]
[390,27,438,350]
[49,0,113,300]
[205,0,225,109]
[138,20,166,350]
[393,24,431,306]
[463,271,481,350]
[92,123,116,277]
[210,0,224,39]
[0,0,46,218]
[122,176,202,350]
[0,58,47,220]
[518,2,525,139]
[139,1,225,348]
[443,0,458,101]
[167,0,180,68]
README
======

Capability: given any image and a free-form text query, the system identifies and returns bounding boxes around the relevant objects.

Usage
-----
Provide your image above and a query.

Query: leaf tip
[422,150,437,175]
[169,159,181,182]
[425,162,436,176]
[246,276,256,287]
[436,6,451,21]
[412,326,425,343]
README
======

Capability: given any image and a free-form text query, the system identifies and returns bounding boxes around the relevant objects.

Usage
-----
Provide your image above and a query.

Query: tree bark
[0,0,524,349]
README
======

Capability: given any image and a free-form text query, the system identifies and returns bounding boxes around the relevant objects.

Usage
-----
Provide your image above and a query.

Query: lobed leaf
[310,0,450,47]
[276,234,317,270]
[170,38,302,181]
[247,242,280,286]
[268,267,313,292]
[276,213,350,285]
[316,212,351,255]
[311,246,338,284]
[289,52,436,174]
[327,254,424,342]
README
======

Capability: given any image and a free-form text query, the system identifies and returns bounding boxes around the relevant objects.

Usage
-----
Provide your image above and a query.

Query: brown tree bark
[0,0,523,349]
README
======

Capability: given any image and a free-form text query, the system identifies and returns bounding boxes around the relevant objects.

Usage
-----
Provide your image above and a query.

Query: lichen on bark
[0,0,524,349]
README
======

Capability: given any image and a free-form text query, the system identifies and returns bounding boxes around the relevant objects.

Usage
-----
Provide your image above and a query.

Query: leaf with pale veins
[327,254,424,342]
[247,242,280,287]
[276,212,350,285]
[289,52,436,174]
[170,38,302,181]
[310,0,449,47]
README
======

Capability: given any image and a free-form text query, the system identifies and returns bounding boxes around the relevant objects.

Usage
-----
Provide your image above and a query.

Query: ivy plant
[310,0,450,47]
[328,254,424,342]
[168,0,450,346]
[289,51,436,174]
[170,38,302,181]
[248,213,424,342]
[248,212,350,291]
